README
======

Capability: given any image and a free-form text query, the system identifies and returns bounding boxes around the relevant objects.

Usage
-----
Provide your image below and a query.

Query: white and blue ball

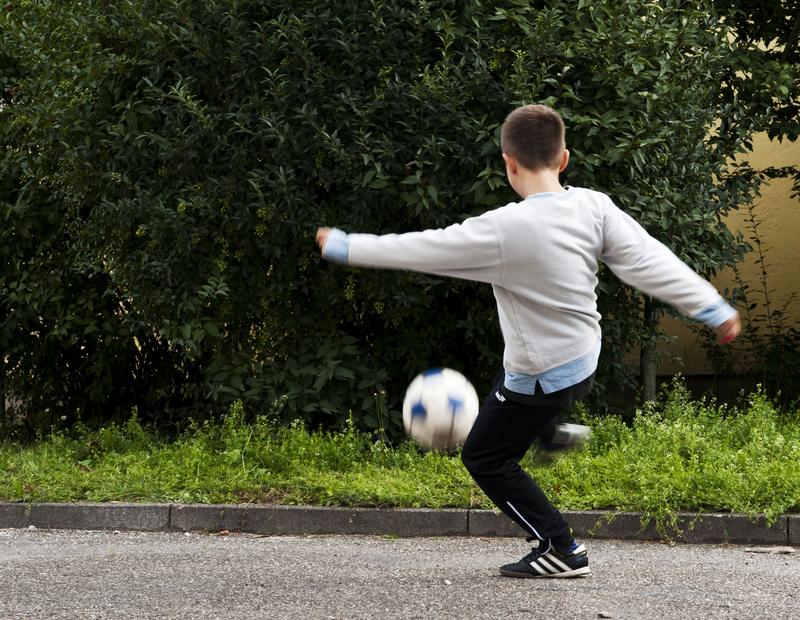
[402,368,480,450]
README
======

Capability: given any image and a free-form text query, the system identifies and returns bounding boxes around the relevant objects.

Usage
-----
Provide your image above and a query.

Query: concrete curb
[170,504,468,537]
[469,509,790,544]
[789,515,800,545]
[0,502,796,545]
[0,502,169,532]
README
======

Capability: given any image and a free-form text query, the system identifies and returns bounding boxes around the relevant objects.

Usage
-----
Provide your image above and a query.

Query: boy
[316,104,741,578]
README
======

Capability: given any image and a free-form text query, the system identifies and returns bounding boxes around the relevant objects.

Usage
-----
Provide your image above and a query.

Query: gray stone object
[789,515,800,546]
[0,502,169,531]
[0,502,796,546]
[170,504,468,537]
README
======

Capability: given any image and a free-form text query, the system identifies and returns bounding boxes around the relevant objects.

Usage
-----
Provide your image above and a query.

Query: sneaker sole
[499,566,591,579]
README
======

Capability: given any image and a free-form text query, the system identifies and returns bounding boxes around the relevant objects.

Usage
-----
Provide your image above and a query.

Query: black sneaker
[499,540,590,578]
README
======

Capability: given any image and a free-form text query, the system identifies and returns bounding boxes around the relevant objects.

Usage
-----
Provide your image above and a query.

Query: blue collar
[525,186,571,200]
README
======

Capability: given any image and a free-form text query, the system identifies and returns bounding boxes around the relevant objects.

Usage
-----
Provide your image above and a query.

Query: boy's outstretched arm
[315,216,505,285]
[600,202,741,345]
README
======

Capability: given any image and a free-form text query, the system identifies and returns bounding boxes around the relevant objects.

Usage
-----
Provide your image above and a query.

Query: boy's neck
[514,168,565,199]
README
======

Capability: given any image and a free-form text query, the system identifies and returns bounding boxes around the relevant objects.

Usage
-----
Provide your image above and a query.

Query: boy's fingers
[717,313,742,345]
[316,227,330,251]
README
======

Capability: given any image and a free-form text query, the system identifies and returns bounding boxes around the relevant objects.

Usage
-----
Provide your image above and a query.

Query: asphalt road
[1,529,798,619]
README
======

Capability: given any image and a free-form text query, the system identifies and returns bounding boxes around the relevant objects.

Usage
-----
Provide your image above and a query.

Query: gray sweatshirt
[323,186,735,386]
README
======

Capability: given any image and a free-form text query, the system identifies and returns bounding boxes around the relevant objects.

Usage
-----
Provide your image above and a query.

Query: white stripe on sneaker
[544,553,571,572]
[528,561,549,575]
[537,557,559,573]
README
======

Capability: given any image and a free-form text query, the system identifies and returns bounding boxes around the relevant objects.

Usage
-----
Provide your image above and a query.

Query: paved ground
[1,529,798,619]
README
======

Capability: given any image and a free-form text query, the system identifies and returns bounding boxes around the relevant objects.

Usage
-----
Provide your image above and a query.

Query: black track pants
[461,372,594,543]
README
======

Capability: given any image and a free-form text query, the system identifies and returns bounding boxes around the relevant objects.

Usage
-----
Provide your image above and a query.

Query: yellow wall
[659,135,800,374]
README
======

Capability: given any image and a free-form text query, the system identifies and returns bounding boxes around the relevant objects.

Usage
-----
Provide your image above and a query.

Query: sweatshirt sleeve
[322,213,504,285]
[600,201,736,327]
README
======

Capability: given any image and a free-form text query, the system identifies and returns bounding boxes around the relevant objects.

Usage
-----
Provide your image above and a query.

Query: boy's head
[501,104,566,172]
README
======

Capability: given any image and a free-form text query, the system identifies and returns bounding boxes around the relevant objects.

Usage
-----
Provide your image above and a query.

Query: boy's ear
[502,153,518,175]
[558,149,570,173]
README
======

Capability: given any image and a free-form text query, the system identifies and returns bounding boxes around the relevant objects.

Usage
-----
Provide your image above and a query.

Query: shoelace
[522,539,554,563]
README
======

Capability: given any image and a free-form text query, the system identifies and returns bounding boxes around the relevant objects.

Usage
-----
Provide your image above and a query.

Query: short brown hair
[500,104,565,171]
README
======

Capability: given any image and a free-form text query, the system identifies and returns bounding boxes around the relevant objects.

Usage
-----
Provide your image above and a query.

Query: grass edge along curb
[0,502,796,545]
[2,382,799,523]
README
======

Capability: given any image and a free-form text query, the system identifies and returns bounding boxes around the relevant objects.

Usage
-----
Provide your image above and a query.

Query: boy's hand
[715,313,742,345]
[316,227,331,254]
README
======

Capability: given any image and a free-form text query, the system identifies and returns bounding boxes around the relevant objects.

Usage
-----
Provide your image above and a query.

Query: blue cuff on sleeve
[322,228,350,264]
[693,299,737,329]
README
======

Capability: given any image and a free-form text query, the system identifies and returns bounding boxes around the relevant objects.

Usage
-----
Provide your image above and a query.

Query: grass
[1,380,799,529]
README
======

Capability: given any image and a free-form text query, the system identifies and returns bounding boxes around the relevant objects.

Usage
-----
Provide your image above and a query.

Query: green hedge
[1,1,790,436]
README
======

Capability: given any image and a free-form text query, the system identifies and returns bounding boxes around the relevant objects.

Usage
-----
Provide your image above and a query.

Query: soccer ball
[402,368,480,450]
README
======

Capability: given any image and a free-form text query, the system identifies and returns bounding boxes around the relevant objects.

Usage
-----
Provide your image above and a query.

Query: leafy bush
[1,1,789,436]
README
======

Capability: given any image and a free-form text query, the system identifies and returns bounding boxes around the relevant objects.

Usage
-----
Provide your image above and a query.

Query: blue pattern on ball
[422,368,443,377]
[448,396,463,414]
[411,402,427,418]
